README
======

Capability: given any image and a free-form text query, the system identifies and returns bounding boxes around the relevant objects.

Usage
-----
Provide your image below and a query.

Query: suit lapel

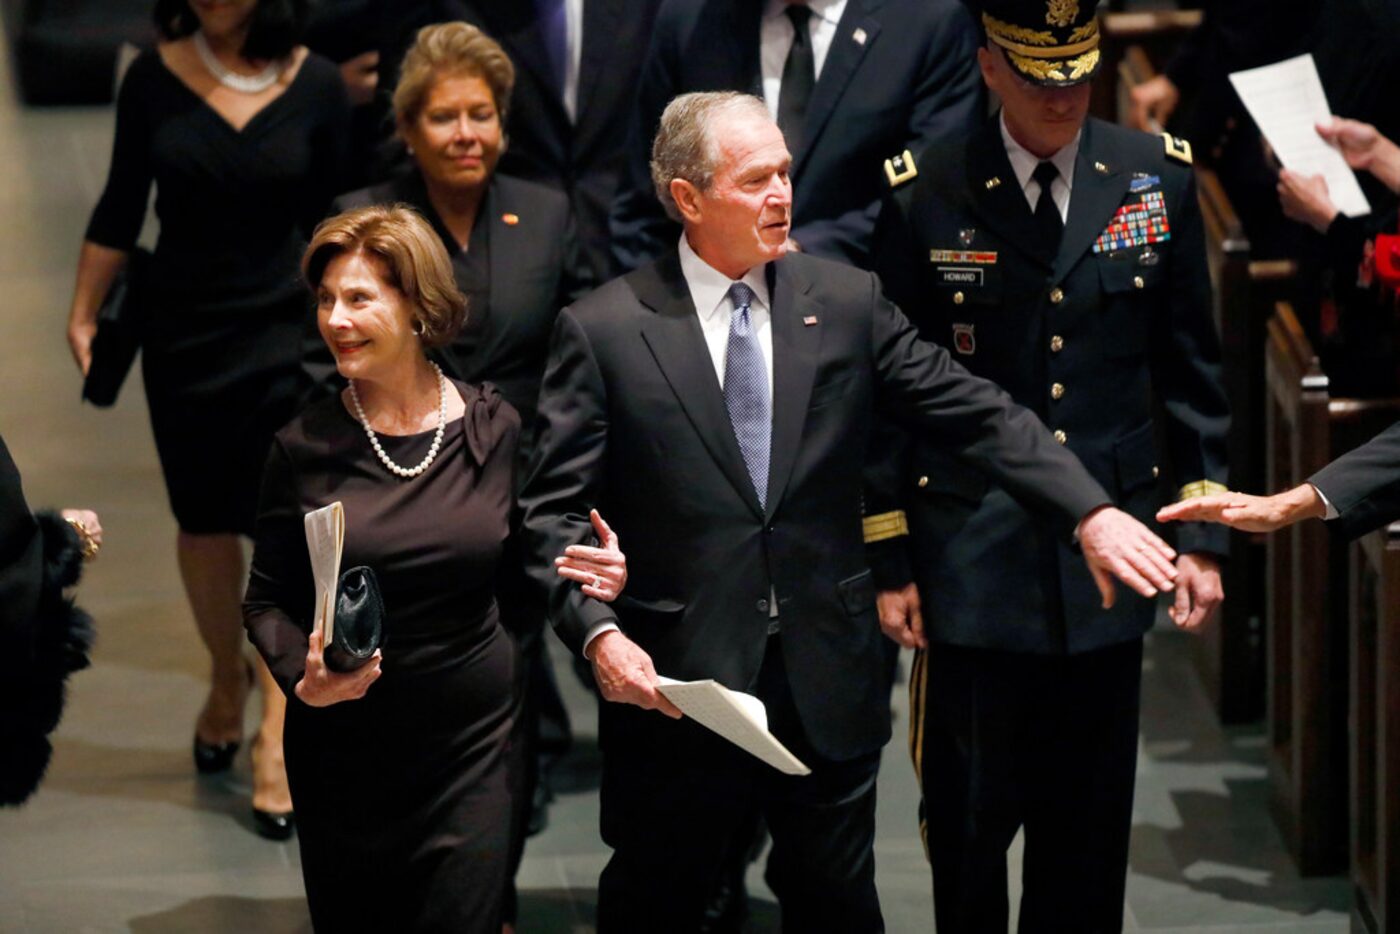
[1053,120,1131,282]
[793,0,881,176]
[472,4,570,128]
[764,260,821,519]
[635,254,765,519]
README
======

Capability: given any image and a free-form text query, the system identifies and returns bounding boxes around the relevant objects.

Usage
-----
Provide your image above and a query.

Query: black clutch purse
[82,247,151,408]
[323,566,386,673]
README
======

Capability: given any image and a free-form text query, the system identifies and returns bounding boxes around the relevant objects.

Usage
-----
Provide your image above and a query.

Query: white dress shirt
[582,237,776,656]
[999,111,1079,223]
[759,0,850,121]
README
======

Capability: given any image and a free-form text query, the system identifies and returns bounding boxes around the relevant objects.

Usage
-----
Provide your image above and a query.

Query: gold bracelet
[64,516,99,559]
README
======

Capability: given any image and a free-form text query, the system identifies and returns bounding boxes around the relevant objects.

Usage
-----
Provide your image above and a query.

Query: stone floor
[0,28,1354,934]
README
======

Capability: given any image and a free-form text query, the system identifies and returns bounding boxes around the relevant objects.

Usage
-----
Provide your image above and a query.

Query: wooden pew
[1266,302,1400,875]
[1118,41,1292,724]
[1350,522,1400,933]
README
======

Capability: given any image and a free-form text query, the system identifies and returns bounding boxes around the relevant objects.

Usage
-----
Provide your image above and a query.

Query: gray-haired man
[522,91,1181,932]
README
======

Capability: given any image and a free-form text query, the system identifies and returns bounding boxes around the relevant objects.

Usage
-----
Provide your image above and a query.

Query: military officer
[864,0,1230,929]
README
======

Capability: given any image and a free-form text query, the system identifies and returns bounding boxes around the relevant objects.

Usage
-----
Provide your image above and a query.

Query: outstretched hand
[1156,484,1326,533]
[555,509,628,602]
[1077,506,1177,609]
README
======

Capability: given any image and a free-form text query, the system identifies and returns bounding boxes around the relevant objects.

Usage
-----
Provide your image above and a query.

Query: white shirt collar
[678,235,771,325]
[763,0,844,27]
[999,110,1081,195]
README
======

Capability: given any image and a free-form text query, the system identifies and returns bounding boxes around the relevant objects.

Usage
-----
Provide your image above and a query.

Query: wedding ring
[593,574,604,589]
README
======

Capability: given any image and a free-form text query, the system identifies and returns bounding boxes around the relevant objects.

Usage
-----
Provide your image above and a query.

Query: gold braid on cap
[1005,47,1100,82]
[983,14,1100,59]
[982,13,1054,46]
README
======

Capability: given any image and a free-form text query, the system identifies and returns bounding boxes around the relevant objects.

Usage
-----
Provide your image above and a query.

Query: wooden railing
[1266,302,1400,875]
[1350,522,1400,932]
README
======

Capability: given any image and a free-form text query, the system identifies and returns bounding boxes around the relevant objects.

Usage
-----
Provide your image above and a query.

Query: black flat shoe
[252,807,296,841]
[193,736,240,774]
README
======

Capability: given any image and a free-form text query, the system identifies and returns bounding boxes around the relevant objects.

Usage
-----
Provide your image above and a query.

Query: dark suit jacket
[326,172,586,454]
[378,0,663,283]
[1313,420,1400,539]
[608,0,983,273]
[519,249,1111,760]
[866,116,1230,654]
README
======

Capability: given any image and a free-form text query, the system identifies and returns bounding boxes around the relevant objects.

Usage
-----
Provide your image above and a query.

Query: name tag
[938,266,983,285]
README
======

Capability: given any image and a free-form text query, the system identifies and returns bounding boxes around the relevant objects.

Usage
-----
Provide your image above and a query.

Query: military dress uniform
[863,9,1230,923]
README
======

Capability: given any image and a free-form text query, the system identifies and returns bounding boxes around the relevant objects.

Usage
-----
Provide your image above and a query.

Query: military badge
[1129,175,1160,193]
[1046,0,1077,27]
[959,228,977,246]
[930,249,997,264]
[1092,191,1171,254]
[952,323,976,355]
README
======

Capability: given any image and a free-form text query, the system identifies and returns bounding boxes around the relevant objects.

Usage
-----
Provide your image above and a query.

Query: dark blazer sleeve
[518,309,621,655]
[1311,420,1400,540]
[243,438,315,697]
[867,273,1113,533]
[607,1,685,275]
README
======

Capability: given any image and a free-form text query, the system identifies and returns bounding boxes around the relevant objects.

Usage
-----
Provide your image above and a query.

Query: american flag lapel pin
[802,315,819,326]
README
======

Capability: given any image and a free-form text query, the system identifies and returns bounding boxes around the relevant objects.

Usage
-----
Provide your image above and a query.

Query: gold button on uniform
[1133,275,1145,289]
[1053,430,1067,445]
[1152,466,1160,479]
[917,476,929,488]
[953,291,965,305]
[1049,287,1064,304]
[1050,335,1064,353]
[1051,382,1065,400]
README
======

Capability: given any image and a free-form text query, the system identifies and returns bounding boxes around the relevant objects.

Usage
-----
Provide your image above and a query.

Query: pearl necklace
[349,364,448,479]
[193,30,282,94]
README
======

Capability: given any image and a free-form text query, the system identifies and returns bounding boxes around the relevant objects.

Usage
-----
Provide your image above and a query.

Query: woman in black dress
[244,205,627,932]
[320,24,594,919]
[64,0,350,836]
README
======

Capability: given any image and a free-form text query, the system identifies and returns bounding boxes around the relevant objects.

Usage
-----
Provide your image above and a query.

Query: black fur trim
[0,514,95,807]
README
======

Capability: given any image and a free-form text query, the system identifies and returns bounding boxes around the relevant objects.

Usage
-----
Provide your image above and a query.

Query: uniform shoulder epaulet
[1160,132,1193,165]
[883,148,918,189]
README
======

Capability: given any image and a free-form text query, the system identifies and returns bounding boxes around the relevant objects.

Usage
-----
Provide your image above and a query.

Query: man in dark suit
[1160,419,1400,540]
[522,90,1186,932]
[608,0,984,273]
[378,0,663,283]
[864,1,1230,927]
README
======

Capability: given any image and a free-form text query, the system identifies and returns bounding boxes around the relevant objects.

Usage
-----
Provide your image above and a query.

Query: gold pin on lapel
[802,316,818,326]
[1094,161,1109,174]
[502,213,519,226]
[985,176,1002,190]
[853,27,868,45]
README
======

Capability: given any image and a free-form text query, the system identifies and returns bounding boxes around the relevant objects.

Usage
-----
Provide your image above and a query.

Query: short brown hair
[303,205,467,348]
[393,22,515,125]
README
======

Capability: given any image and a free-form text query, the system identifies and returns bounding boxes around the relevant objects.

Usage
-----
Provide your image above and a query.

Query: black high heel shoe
[193,736,241,774]
[252,807,296,841]
[193,661,253,774]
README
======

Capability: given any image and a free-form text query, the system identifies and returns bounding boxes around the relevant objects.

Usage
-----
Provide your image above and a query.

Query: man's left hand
[1169,553,1223,631]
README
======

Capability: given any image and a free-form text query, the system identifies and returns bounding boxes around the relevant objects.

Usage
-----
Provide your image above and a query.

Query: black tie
[1032,160,1063,259]
[777,4,815,152]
